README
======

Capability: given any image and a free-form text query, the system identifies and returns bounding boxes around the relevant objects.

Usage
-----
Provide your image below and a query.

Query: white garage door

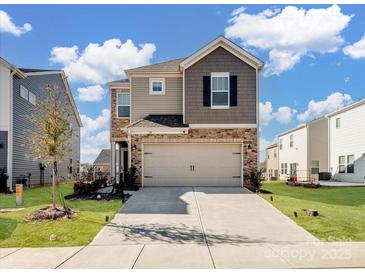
[143,144,242,187]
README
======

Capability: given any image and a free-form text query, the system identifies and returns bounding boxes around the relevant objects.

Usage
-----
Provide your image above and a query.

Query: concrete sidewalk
[1,242,365,269]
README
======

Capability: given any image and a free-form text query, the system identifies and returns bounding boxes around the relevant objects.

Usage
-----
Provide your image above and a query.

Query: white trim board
[189,124,257,128]
[180,36,264,71]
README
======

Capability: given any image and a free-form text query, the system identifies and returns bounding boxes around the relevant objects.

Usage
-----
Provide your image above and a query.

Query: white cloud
[225,5,352,76]
[260,101,296,125]
[231,7,247,16]
[79,109,111,163]
[297,92,353,122]
[49,46,78,65]
[259,137,276,162]
[0,10,32,36]
[80,109,110,138]
[77,85,106,102]
[259,101,273,125]
[81,130,110,163]
[343,34,365,59]
[50,38,156,84]
[274,106,297,124]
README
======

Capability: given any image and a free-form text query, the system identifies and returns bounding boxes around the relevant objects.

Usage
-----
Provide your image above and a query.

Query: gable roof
[0,57,26,78]
[124,36,264,76]
[125,57,186,75]
[265,143,278,150]
[180,36,264,70]
[126,115,188,128]
[93,149,111,165]
[326,99,365,118]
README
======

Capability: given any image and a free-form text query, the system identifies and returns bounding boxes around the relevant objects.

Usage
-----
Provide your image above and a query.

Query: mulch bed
[25,206,76,222]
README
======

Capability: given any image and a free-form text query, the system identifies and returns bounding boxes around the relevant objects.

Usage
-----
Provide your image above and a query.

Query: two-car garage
[142,144,242,187]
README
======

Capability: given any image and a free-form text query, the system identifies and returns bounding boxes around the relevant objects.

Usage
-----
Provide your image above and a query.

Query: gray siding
[131,77,182,122]
[12,74,80,186]
[185,46,257,124]
[0,131,8,173]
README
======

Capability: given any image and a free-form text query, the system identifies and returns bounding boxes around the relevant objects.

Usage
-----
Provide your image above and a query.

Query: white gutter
[7,70,16,191]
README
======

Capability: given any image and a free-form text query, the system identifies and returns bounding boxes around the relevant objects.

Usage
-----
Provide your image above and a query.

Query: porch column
[116,143,122,184]
[111,142,116,183]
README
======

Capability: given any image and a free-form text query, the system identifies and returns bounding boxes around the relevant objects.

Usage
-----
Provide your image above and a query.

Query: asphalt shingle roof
[130,115,187,128]
[93,149,111,165]
[126,58,186,73]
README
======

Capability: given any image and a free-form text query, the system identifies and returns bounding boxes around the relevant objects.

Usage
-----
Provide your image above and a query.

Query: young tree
[31,84,74,209]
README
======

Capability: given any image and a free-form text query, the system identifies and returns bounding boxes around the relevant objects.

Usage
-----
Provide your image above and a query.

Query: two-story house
[265,143,279,180]
[108,36,264,187]
[327,99,365,183]
[278,117,329,181]
[0,57,82,191]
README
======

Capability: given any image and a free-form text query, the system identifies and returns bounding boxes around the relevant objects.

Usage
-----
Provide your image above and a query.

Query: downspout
[8,70,16,191]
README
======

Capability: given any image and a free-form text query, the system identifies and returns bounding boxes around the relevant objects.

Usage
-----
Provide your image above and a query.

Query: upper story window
[20,85,36,105]
[28,92,36,105]
[211,72,229,109]
[279,139,283,150]
[20,85,28,100]
[117,92,130,118]
[149,78,165,95]
[336,117,341,128]
[290,134,294,148]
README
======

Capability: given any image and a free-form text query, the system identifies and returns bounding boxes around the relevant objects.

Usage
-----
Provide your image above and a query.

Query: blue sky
[1,4,364,163]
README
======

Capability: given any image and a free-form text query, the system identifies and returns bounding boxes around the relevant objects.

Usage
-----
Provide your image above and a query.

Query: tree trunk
[52,161,57,209]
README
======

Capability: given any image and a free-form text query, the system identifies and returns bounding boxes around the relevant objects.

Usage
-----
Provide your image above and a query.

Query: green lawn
[260,181,365,241]
[0,183,122,247]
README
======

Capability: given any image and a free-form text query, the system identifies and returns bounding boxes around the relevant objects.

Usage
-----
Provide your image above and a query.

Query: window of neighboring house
[281,163,288,175]
[336,118,341,128]
[338,156,346,173]
[211,72,229,108]
[20,85,37,105]
[290,163,297,176]
[347,155,355,173]
[311,160,320,175]
[117,92,130,118]
[20,85,29,100]
[267,154,270,159]
[279,139,283,150]
[149,78,165,95]
[274,150,277,158]
[28,91,36,105]
[290,135,294,148]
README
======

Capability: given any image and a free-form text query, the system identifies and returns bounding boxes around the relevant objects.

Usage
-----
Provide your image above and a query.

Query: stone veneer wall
[130,128,257,187]
[110,89,130,142]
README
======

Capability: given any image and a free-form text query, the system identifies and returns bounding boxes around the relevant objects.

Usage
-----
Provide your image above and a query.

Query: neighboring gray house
[108,36,264,187]
[0,57,82,191]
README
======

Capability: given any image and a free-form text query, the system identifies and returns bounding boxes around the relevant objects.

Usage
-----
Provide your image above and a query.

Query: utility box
[16,184,24,206]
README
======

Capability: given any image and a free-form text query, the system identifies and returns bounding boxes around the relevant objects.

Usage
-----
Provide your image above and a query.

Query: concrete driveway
[68,187,318,268]
[92,187,317,245]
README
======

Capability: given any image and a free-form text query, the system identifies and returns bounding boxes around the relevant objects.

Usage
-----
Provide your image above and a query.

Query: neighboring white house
[327,99,365,183]
[278,117,328,181]
[265,143,279,180]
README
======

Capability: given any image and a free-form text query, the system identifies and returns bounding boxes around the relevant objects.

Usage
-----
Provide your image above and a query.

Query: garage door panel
[143,144,242,187]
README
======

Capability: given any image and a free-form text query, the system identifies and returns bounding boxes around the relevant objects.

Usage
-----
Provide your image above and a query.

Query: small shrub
[244,168,264,192]
[124,166,138,188]
[0,169,9,193]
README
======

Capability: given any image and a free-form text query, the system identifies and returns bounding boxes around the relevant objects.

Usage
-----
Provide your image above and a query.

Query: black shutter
[203,76,211,107]
[230,75,237,106]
